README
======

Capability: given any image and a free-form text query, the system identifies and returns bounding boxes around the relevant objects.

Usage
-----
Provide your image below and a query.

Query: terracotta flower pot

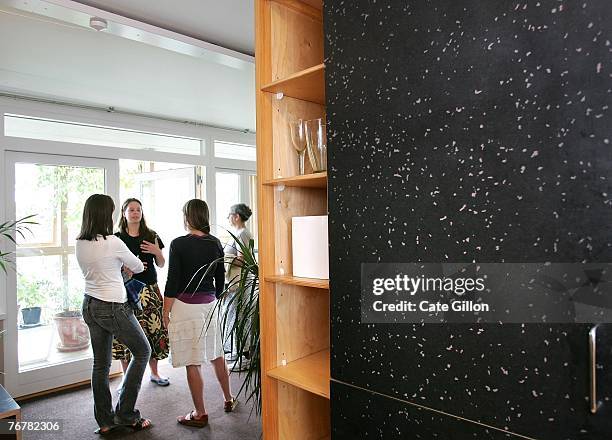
[54,311,90,352]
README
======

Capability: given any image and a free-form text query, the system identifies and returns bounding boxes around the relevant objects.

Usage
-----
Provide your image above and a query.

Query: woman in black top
[112,198,170,386]
[163,199,236,428]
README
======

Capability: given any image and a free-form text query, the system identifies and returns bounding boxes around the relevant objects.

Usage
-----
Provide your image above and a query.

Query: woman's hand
[162,296,174,329]
[122,265,133,279]
[141,237,162,258]
[141,237,165,268]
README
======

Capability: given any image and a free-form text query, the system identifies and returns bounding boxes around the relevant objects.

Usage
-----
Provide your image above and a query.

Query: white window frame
[4,151,119,397]
[0,96,256,375]
[212,167,257,239]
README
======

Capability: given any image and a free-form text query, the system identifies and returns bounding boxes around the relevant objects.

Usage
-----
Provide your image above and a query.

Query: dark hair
[118,198,155,241]
[183,199,210,234]
[77,194,115,241]
[230,203,252,222]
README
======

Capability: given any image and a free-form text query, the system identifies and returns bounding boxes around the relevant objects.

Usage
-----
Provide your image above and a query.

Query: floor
[19,359,262,439]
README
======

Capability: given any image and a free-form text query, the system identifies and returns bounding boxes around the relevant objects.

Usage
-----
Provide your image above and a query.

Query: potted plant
[0,215,37,274]
[204,231,261,414]
[2,215,37,326]
[16,276,48,327]
[52,287,90,351]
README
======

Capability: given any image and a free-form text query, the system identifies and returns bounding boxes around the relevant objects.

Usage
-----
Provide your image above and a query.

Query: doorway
[214,169,257,248]
[118,159,200,289]
[4,152,118,397]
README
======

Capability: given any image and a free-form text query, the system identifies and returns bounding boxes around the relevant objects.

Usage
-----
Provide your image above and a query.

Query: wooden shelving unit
[263,172,327,189]
[267,349,330,398]
[256,0,330,438]
[265,274,329,289]
[261,64,326,105]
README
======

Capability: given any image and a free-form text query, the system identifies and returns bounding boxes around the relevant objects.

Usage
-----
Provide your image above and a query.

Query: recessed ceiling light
[89,17,108,31]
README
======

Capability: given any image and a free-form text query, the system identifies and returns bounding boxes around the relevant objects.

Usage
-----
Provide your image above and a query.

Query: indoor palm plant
[202,230,261,414]
[0,215,37,274]
[2,216,38,326]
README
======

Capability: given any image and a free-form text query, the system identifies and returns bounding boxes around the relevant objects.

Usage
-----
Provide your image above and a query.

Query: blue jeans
[82,295,151,427]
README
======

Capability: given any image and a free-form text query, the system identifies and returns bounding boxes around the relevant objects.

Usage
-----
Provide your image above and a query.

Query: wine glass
[305,118,327,172]
[289,119,307,175]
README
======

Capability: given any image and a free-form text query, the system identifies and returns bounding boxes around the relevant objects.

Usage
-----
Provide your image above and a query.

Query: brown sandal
[224,397,238,413]
[177,411,208,428]
[130,418,152,431]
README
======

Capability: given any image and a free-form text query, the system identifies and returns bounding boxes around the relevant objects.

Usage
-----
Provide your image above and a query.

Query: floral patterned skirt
[112,283,169,361]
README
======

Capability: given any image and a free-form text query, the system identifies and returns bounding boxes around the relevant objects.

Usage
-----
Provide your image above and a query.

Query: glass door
[214,169,258,249]
[119,160,199,289]
[4,152,119,398]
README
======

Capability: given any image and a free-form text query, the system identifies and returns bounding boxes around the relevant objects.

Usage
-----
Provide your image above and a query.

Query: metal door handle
[589,325,600,414]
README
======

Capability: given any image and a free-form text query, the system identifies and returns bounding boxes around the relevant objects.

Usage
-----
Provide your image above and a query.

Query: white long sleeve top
[75,235,145,303]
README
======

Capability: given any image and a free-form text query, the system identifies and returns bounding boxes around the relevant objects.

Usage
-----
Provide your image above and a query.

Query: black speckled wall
[325,1,612,439]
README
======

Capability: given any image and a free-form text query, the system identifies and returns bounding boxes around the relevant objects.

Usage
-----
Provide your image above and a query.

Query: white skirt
[168,299,225,367]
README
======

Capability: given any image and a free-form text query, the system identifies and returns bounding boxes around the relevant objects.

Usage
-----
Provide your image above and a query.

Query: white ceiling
[0,0,256,131]
[74,0,255,56]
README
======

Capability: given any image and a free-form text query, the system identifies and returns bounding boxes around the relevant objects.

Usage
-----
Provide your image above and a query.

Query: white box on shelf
[291,215,329,279]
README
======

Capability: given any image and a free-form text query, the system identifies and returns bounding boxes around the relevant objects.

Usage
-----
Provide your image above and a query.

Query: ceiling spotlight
[89,17,108,31]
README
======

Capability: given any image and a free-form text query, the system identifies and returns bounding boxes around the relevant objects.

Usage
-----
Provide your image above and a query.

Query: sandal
[94,425,119,436]
[177,411,208,428]
[150,376,170,386]
[130,418,152,431]
[224,397,238,413]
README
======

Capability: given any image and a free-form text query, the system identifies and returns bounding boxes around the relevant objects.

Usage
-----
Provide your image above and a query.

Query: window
[119,160,201,288]
[214,170,257,249]
[5,114,202,155]
[15,161,106,370]
[214,140,256,161]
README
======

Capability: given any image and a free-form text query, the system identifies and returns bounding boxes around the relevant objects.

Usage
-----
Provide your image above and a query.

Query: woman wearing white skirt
[162,199,236,428]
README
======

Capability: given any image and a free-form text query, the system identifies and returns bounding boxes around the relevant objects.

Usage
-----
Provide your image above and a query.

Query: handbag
[125,278,146,311]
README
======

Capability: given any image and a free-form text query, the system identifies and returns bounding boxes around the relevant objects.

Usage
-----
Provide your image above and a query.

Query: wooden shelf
[265,275,329,289]
[263,172,327,188]
[278,0,322,11]
[270,0,322,20]
[300,0,322,10]
[257,0,329,437]
[267,349,330,399]
[262,64,325,104]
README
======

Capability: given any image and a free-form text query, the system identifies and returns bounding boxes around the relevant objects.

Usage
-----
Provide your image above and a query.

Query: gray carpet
[19,360,262,440]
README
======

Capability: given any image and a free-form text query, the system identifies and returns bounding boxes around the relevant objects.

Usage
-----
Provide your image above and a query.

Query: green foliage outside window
[16,276,53,309]
[36,166,103,233]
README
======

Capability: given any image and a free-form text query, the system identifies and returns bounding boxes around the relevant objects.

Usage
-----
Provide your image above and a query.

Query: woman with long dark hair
[76,194,152,434]
[163,199,236,428]
[112,198,170,386]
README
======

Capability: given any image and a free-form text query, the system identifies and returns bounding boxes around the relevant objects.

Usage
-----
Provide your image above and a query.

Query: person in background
[163,199,237,428]
[223,203,253,363]
[113,198,170,386]
[76,194,152,435]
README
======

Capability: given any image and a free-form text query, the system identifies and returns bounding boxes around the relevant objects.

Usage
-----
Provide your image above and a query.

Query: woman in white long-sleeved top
[76,194,152,435]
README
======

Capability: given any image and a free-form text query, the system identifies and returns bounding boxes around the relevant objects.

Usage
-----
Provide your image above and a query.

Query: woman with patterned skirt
[112,198,170,386]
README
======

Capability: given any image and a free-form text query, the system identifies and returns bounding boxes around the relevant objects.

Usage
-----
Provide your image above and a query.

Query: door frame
[213,167,258,241]
[4,151,119,397]
[0,98,256,396]
[126,163,198,289]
